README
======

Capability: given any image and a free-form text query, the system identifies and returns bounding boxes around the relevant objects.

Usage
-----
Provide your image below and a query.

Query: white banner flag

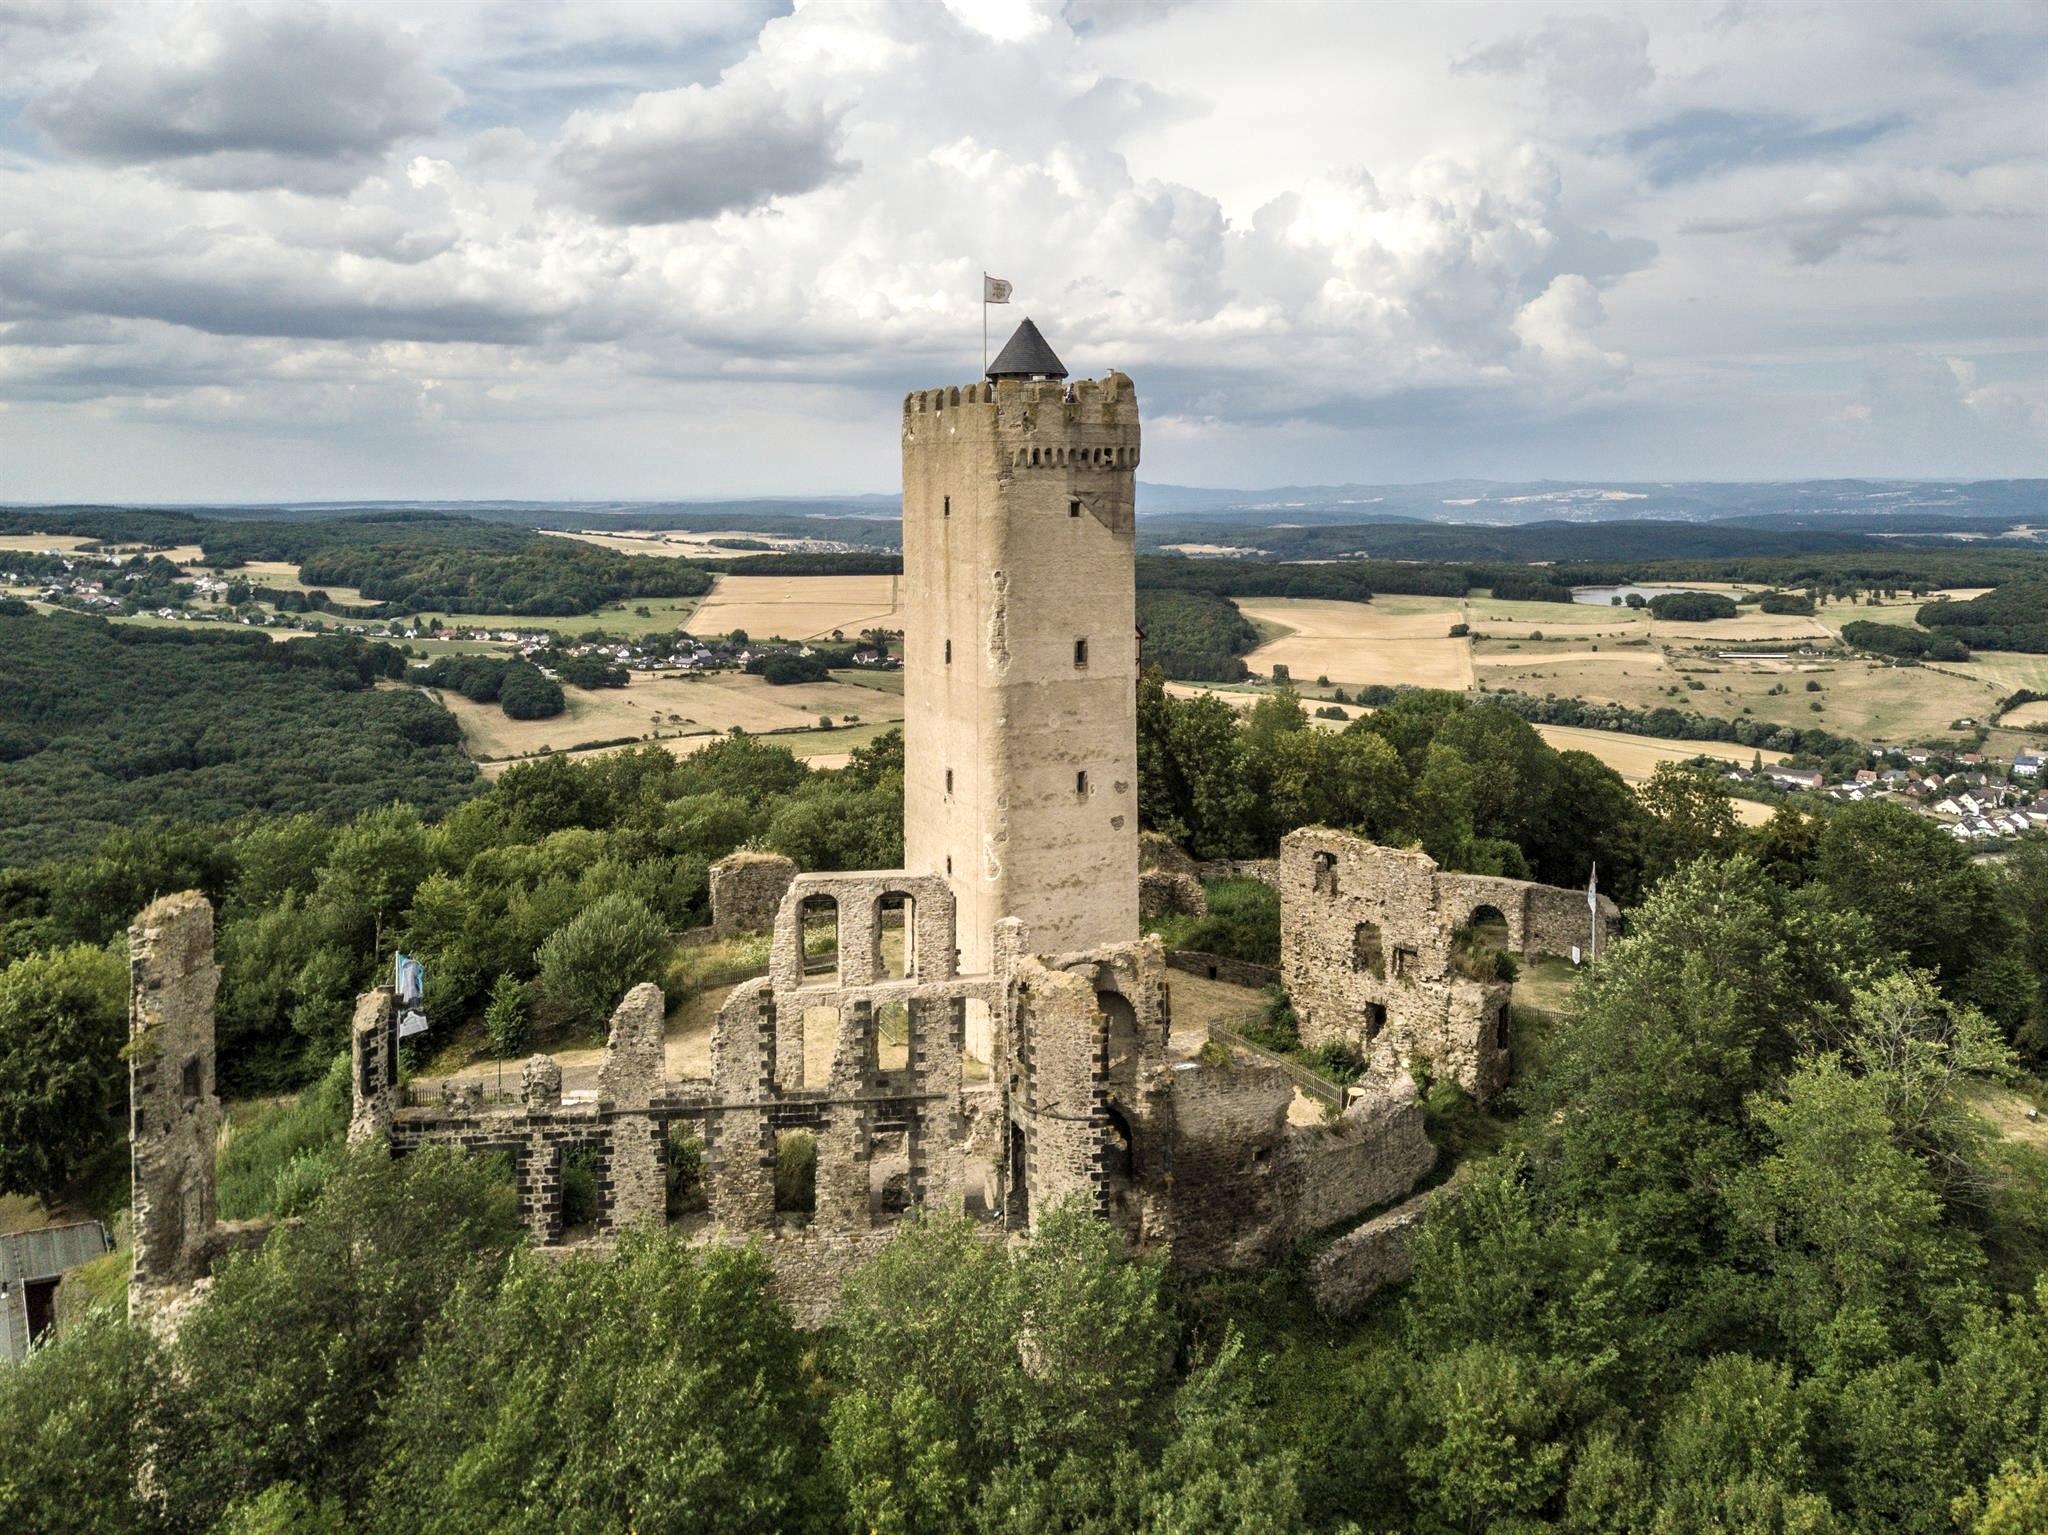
[984,275,1013,303]
[1587,863,1598,913]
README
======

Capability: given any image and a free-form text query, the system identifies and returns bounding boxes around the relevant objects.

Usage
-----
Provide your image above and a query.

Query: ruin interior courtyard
[124,325,1621,1326]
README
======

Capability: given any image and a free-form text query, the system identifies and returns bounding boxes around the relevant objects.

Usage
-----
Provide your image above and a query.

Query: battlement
[901,373,1139,456]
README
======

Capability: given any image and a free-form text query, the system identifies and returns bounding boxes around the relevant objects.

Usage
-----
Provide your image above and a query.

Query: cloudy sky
[1,0,2043,502]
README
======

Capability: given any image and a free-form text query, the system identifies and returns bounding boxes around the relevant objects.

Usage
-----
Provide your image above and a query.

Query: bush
[498,662,566,719]
[748,653,831,685]
[1241,987,1303,1056]
[534,891,670,1033]
[482,974,531,1059]
[217,1054,351,1222]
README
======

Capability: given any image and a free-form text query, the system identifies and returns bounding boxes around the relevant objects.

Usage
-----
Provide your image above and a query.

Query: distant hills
[1132,478,2048,526]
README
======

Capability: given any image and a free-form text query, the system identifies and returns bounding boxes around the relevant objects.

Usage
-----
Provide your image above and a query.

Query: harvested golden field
[544,528,826,559]
[2002,701,2048,727]
[1949,654,2048,694]
[1531,723,1785,779]
[683,573,902,641]
[1731,799,1776,828]
[1234,597,1474,689]
[0,534,93,553]
[444,670,904,766]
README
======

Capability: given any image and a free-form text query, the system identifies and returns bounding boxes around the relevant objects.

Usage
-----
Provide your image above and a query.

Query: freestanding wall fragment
[710,852,799,938]
[128,892,222,1296]
[348,988,399,1145]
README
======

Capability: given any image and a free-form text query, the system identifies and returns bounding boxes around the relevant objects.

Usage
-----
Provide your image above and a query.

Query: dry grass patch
[683,573,902,641]
[1234,597,1474,689]
[2002,701,2048,727]
[0,534,93,553]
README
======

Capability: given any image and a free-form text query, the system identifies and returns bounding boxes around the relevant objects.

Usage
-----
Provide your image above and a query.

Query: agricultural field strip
[682,573,902,642]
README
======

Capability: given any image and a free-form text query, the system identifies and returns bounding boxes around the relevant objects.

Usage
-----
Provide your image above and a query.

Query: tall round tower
[900,320,1142,1052]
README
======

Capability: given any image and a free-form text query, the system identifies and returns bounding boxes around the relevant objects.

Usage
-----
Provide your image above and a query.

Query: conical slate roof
[986,317,1067,380]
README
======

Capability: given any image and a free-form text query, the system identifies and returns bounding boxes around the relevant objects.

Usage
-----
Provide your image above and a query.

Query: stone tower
[901,319,1142,1045]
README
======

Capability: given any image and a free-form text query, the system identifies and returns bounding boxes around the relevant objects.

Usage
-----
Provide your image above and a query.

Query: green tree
[0,1311,167,1535]
[1403,1342,1569,1533]
[157,1146,521,1524]
[378,1232,818,1535]
[1640,762,1739,883]
[534,890,669,1031]
[0,943,127,1199]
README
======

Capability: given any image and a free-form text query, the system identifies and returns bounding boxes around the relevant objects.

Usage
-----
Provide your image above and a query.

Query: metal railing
[1203,1018,1349,1112]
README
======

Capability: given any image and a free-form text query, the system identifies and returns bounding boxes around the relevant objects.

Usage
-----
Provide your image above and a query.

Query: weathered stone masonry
[1279,828,1619,1103]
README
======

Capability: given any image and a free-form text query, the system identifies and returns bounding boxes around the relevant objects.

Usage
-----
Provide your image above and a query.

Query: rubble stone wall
[1308,1185,1444,1318]
[709,851,798,938]
[128,892,223,1296]
[1278,830,1544,1101]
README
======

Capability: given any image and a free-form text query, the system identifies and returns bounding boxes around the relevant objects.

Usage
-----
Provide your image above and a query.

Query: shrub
[1449,623,1470,637]
[1805,680,1822,691]
[534,892,670,1034]
[482,974,531,1059]
[1141,877,1280,965]
[1242,987,1303,1056]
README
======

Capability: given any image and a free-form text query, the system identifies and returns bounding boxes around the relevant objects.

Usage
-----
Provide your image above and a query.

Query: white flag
[984,275,1013,303]
[1587,863,1598,913]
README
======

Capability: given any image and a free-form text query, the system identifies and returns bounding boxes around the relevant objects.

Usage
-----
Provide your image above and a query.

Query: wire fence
[1203,1018,1349,1112]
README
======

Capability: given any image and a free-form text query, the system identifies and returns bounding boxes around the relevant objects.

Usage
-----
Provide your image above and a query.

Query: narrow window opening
[1494,1004,1511,1052]
[943,495,951,517]
[1073,637,1088,667]
[1312,850,1338,897]
[1076,770,1089,795]
[181,1056,202,1107]
[945,769,953,795]
[1364,1001,1387,1041]
[1392,945,1417,980]
[1352,922,1384,976]
[946,856,953,876]
[799,895,840,986]
[1069,499,1081,517]
[944,639,952,664]
[878,892,915,980]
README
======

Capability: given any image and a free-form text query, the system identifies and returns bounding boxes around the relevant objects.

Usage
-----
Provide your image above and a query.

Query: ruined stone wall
[1004,936,1172,1238]
[1288,1076,1436,1237]
[1154,1058,1298,1273]
[128,892,222,1298]
[709,852,798,939]
[1164,950,1281,989]
[1435,869,1618,958]
[1307,1185,1444,1319]
[900,373,1142,982]
[1278,830,1528,1101]
[1139,870,1206,919]
[1154,1063,1434,1278]
[348,988,398,1146]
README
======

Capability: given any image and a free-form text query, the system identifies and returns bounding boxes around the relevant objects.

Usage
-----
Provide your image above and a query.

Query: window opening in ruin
[876,998,912,1073]
[1074,637,1088,667]
[560,1145,603,1235]
[1495,1004,1511,1052]
[181,1056,202,1107]
[945,769,954,795]
[799,894,839,985]
[1364,1001,1386,1041]
[944,639,952,664]
[1312,850,1338,896]
[1099,989,1141,1083]
[1006,1122,1029,1228]
[1468,904,1511,950]
[665,1128,709,1221]
[1070,499,1082,517]
[775,1130,817,1216]
[943,496,951,516]
[877,892,914,979]
[1352,921,1383,976]
[1392,946,1416,979]
[946,856,953,876]
[1076,770,1089,795]
[1104,1102,1136,1202]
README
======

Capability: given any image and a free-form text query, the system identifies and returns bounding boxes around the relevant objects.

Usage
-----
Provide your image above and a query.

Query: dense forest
[1136,589,1262,680]
[0,611,477,865]
[1839,620,1972,661]
[1920,581,2048,654]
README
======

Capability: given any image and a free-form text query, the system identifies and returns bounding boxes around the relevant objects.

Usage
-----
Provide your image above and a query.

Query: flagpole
[981,270,988,375]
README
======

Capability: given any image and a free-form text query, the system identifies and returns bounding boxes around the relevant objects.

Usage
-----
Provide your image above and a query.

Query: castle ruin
[126,323,1620,1323]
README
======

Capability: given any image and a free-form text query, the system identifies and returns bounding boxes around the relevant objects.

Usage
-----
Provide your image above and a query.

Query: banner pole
[982,271,988,375]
